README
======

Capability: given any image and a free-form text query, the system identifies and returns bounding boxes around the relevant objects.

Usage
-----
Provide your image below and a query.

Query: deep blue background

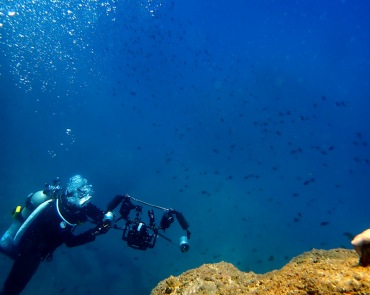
[1,0,370,294]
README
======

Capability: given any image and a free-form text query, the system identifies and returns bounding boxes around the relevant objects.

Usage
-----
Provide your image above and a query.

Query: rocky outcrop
[151,248,370,294]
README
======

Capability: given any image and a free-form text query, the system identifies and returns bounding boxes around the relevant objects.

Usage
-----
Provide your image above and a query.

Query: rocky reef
[151,248,370,294]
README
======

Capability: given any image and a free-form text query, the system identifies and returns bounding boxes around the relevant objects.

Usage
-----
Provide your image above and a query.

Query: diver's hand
[103,211,115,226]
[92,212,115,236]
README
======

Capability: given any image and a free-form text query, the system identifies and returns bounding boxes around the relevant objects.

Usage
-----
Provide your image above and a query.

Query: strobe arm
[107,195,136,220]
[174,211,189,231]
[107,195,126,212]
[171,210,191,240]
[177,212,191,240]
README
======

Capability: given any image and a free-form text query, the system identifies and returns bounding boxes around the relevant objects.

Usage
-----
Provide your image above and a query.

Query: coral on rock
[151,249,370,295]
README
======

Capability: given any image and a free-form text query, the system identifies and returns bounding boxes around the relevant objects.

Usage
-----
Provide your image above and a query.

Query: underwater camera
[107,195,191,252]
[120,203,157,250]
[123,221,157,250]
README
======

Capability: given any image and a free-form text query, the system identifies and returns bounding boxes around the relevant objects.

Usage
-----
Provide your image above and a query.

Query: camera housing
[122,221,157,250]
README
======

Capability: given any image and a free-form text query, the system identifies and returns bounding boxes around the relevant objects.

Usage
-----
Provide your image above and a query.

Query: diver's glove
[92,211,115,236]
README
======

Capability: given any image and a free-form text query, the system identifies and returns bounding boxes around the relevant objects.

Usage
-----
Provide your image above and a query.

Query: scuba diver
[0,175,114,295]
[0,175,191,295]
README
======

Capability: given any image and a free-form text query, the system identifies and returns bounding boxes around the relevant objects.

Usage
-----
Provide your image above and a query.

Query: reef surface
[151,248,370,294]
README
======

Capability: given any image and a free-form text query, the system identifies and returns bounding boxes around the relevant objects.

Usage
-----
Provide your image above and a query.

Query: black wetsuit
[0,199,104,295]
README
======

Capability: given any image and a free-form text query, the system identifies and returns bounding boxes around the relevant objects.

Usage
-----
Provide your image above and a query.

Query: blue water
[1,0,370,294]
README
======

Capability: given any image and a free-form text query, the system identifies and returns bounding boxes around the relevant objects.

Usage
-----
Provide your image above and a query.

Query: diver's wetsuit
[0,199,104,295]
